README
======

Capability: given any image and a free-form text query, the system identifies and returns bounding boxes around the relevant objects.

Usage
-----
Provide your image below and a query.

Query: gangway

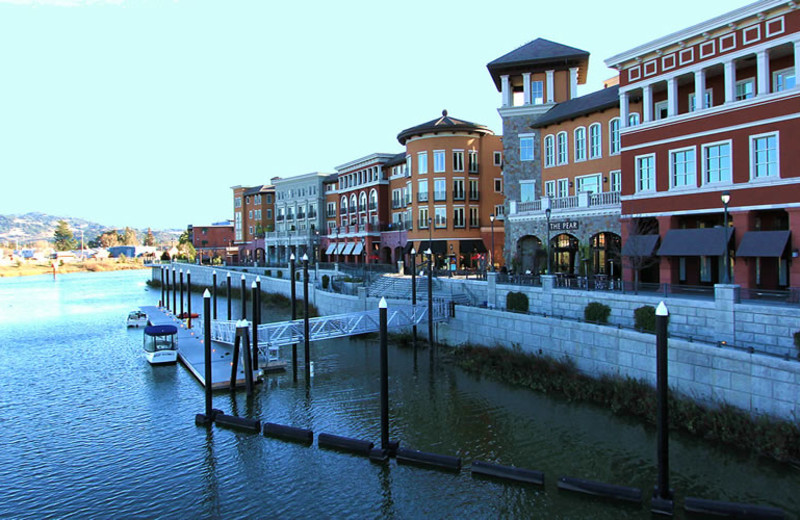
[210,300,449,360]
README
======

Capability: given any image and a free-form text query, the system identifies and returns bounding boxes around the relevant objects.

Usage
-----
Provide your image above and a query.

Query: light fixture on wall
[792,249,799,258]
[603,176,608,183]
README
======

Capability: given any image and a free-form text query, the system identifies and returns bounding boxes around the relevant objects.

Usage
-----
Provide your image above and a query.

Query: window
[254,195,261,205]
[609,118,620,155]
[750,132,779,179]
[433,150,446,172]
[654,101,668,120]
[494,205,505,217]
[589,124,602,159]
[773,67,796,92]
[520,180,536,202]
[417,179,428,202]
[494,178,503,193]
[453,179,465,200]
[702,141,731,184]
[493,151,502,166]
[531,80,544,104]
[434,178,446,201]
[469,207,479,228]
[266,209,272,219]
[419,207,429,228]
[406,155,412,175]
[574,127,586,162]
[434,206,447,228]
[248,210,253,219]
[628,113,640,126]
[418,152,428,174]
[689,89,713,111]
[520,135,534,161]
[267,194,272,203]
[245,196,250,205]
[235,197,242,208]
[392,189,402,209]
[453,207,465,228]
[469,179,479,200]
[255,210,261,220]
[453,150,464,172]
[576,174,602,194]
[544,180,555,198]
[736,78,755,100]
[249,226,253,235]
[234,212,242,240]
[636,154,656,192]
[468,150,479,173]
[670,147,696,188]
[556,132,568,165]
[544,135,555,167]
[557,178,569,197]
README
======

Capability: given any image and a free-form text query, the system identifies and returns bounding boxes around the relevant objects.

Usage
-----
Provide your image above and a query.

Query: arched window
[544,135,555,167]
[609,118,621,155]
[556,132,568,165]
[574,127,586,162]
[340,196,348,213]
[359,192,367,211]
[628,113,640,127]
[350,194,357,213]
[369,189,378,210]
[589,123,602,159]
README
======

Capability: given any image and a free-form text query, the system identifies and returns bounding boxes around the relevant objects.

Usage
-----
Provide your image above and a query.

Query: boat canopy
[144,325,178,336]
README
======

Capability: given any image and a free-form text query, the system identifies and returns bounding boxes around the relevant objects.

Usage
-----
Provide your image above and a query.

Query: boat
[143,325,179,365]
[176,312,199,320]
[127,310,149,328]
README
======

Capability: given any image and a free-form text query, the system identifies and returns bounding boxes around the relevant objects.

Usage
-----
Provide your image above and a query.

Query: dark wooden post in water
[226,272,232,321]
[240,274,247,320]
[164,267,170,311]
[187,270,192,328]
[379,297,389,450]
[290,254,297,381]
[160,267,165,307]
[212,270,218,320]
[411,248,417,352]
[253,276,261,370]
[426,248,433,349]
[652,301,673,516]
[172,267,177,314]
[179,269,184,318]
[203,290,213,416]
[303,254,310,379]
[230,320,253,393]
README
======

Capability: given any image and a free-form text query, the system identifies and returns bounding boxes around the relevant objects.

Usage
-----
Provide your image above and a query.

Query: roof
[385,152,407,166]
[397,110,493,145]
[532,85,619,128]
[487,38,590,90]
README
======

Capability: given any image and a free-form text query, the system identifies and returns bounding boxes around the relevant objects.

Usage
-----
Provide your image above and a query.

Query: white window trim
[609,118,621,156]
[772,67,796,92]
[519,179,536,202]
[519,133,535,162]
[557,177,570,197]
[544,134,555,167]
[573,126,587,162]
[654,101,668,120]
[588,123,602,159]
[556,131,568,166]
[433,149,446,173]
[544,180,556,198]
[700,139,733,187]
[493,151,503,166]
[494,178,503,193]
[668,145,697,191]
[610,169,622,192]
[688,88,713,111]
[576,173,603,194]
[749,131,780,181]
[452,149,465,172]
[417,152,428,174]
[735,77,756,100]
[635,153,656,194]
[628,112,641,127]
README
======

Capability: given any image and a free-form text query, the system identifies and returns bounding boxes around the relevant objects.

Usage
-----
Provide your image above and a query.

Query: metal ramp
[210,300,450,360]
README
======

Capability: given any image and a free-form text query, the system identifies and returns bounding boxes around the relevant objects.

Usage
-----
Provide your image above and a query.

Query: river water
[0,270,797,519]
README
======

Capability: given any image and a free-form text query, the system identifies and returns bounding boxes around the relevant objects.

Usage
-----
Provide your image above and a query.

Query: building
[188,221,234,264]
[268,172,330,263]
[231,184,275,263]
[606,0,800,290]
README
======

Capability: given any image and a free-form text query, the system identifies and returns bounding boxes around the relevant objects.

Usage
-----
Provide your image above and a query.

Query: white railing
[511,191,621,216]
[552,195,579,209]
[590,191,620,206]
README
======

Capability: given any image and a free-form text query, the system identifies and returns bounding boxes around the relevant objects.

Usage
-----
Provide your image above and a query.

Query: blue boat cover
[144,325,178,336]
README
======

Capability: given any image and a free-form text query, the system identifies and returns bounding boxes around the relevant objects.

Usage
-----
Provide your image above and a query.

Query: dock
[140,306,285,390]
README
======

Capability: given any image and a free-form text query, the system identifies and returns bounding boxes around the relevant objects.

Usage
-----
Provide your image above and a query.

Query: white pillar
[694,69,706,110]
[546,69,555,103]
[619,90,629,128]
[794,41,800,89]
[569,67,579,99]
[501,75,511,107]
[643,84,653,122]
[724,59,736,104]
[667,77,678,117]
[522,72,532,105]
[757,49,770,96]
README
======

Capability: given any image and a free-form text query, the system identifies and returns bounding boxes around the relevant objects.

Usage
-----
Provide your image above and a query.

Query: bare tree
[621,217,660,292]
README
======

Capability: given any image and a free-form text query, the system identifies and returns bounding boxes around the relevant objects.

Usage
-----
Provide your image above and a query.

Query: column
[732,211,756,289]
[694,69,706,110]
[643,84,653,122]
[724,59,736,104]
[787,208,800,287]
[546,69,555,103]
[657,216,676,285]
[666,77,678,117]
[501,75,511,107]
[757,49,770,96]
[522,72,532,105]
[569,67,579,99]
[619,90,629,128]
[794,41,800,90]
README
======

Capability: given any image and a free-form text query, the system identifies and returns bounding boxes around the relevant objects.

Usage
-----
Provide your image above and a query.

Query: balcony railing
[418,193,429,202]
[369,202,377,211]
[419,219,429,229]
[453,191,465,201]
[590,191,621,206]
[392,200,402,209]
[469,191,479,201]
[405,196,412,206]
[349,207,357,214]
[297,212,305,219]
[512,191,621,216]
[433,191,447,201]
[276,215,284,222]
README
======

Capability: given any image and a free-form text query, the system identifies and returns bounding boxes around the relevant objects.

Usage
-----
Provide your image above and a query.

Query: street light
[721,191,731,284]
[545,208,552,275]
[428,216,433,273]
[336,226,340,264]
[361,237,366,286]
[489,214,495,272]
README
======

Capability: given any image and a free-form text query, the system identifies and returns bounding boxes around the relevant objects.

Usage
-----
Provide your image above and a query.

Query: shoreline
[0,260,149,278]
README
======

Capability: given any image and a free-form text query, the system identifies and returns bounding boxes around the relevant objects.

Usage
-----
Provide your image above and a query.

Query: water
[0,270,797,519]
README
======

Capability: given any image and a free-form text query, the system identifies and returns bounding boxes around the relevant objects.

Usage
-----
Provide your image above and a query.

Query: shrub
[295,271,300,281]
[794,331,800,359]
[584,301,611,324]
[634,305,656,333]
[265,269,272,277]
[322,275,330,289]
[277,270,283,278]
[506,291,528,313]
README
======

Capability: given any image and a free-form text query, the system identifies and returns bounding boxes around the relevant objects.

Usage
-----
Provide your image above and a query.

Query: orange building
[231,184,275,264]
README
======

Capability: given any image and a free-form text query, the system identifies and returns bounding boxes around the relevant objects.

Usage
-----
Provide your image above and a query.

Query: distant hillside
[0,212,183,247]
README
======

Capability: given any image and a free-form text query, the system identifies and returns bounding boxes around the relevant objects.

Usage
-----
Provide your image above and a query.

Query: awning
[418,240,447,255]
[325,243,337,255]
[657,227,734,256]
[736,230,790,258]
[351,242,364,255]
[402,242,414,254]
[622,235,659,257]
[459,239,487,253]
[341,242,355,256]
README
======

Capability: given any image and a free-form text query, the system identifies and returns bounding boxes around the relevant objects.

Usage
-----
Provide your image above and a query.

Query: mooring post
[179,269,184,318]
[187,270,192,328]
[290,254,297,381]
[426,248,433,350]
[411,248,417,353]
[240,320,254,396]
[379,297,389,450]
[254,276,261,371]
[160,267,165,308]
[230,320,243,391]
[240,274,247,320]
[203,290,213,418]
[164,267,170,311]
[652,301,673,516]
[303,254,310,379]
[172,267,177,314]
[212,270,217,320]
[226,272,232,321]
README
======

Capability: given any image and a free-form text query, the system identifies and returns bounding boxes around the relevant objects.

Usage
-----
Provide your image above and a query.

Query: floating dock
[140,306,285,390]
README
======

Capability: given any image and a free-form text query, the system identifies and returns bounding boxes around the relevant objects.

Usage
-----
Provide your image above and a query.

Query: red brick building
[188,222,234,264]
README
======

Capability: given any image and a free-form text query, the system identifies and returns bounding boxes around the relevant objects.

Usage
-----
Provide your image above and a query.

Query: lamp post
[303,254,310,379]
[428,217,433,273]
[545,208,552,275]
[361,237,366,286]
[411,247,417,352]
[336,226,340,264]
[721,191,731,284]
[426,247,433,349]
[290,253,297,381]
[490,214,495,272]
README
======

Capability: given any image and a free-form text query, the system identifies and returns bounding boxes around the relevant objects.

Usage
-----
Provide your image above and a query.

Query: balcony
[468,191,479,201]
[308,211,316,219]
[453,191,465,201]
[297,212,305,219]
[418,219,429,229]
[511,191,621,216]
[433,191,447,202]
[369,202,377,211]
[349,207,357,214]
[418,193,429,203]
[276,215,284,222]
[392,200,402,209]
[405,196,412,206]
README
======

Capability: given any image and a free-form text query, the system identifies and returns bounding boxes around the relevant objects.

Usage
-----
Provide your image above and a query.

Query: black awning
[657,227,734,256]
[459,239,487,253]
[736,230,790,258]
[418,240,447,255]
[621,235,659,257]
[402,242,414,254]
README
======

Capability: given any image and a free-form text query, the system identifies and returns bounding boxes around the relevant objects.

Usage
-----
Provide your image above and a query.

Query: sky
[0,0,753,230]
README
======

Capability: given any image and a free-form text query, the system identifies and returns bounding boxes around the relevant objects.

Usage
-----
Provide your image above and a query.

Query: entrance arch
[552,233,579,274]
[380,246,392,264]
[517,235,543,274]
[590,232,621,278]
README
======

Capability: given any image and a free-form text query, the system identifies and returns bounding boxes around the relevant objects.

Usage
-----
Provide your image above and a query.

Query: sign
[549,220,579,232]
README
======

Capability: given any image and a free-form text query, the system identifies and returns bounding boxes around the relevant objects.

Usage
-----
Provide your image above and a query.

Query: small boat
[127,310,149,328]
[176,312,199,320]
[143,325,179,365]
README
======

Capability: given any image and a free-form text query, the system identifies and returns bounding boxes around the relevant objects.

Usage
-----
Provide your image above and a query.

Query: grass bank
[447,343,800,464]
[0,260,148,278]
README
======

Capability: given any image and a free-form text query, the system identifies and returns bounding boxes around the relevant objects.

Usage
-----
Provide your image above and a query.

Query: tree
[144,228,156,246]
[97,230,119,248]
[178,241,196,262]
[53,220,77,251]
[178,229,191,245]
[621,217,661,293]
[121,227,140,246]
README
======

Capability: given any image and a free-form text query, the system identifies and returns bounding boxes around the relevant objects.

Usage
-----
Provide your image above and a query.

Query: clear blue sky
[0,0,751,230]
